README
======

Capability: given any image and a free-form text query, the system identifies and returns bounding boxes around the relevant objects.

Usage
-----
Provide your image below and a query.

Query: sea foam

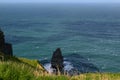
[44,61,74,73]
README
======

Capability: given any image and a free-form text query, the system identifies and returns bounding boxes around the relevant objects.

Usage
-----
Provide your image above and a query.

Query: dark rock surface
[51,48,64,74]
[0,29,13,56]
[4,43,13,56]
[0,29,5,52]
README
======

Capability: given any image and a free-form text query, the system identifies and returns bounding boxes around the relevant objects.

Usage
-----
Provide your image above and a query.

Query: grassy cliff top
[0,55,120,80]
[0,52,45,71]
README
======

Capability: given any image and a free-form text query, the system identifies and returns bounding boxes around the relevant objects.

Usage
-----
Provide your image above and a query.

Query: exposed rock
[0,29,5,52]
[51,48,64,74]
[0,29,13,56]
[4,43,13,56]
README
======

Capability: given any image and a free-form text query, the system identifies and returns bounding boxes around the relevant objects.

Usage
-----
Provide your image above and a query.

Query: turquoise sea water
[0,3,120,72]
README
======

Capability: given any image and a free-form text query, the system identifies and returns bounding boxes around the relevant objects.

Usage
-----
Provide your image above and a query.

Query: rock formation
[0,29,5,52]
[51,48,64,74]
[0,29,13,56]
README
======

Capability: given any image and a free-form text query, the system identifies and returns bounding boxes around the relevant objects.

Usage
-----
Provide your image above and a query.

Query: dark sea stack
[0,29,13,56]
[51,48,64,74]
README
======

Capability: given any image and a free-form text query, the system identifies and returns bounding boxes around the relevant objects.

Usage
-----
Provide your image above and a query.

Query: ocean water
[0,3,120,72]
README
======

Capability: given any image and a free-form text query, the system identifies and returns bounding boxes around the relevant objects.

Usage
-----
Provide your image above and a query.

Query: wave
[44,61,74,74]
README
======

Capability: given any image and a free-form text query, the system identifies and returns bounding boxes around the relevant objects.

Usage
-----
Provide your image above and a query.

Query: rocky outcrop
[0,29,5,52]
[0,29,13,56]
[51,48,64,74]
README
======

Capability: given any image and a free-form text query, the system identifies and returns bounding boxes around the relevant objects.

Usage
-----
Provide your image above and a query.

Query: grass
[0,61,35,80]
[0,55,120,80]
[0,61,69,80]
[71,73,120,80]
[18,58,45,71]
[0,52,45,71]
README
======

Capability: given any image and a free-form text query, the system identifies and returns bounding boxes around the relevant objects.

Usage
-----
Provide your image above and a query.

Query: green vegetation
[0,61,35,80]
[0,55,120,80]
[71,73,120,80]
[18,58,45,71]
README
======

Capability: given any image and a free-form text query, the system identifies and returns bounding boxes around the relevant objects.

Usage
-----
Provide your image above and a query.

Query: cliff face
[0,29,13,56]
[0,30,5,52]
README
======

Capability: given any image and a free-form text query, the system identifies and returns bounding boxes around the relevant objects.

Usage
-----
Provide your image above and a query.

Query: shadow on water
[65,53,99,74]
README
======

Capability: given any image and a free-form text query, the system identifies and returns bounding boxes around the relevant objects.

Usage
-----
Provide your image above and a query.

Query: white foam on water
[64,61,74,71]
[44,63,54,73]
[44,61,74,73]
